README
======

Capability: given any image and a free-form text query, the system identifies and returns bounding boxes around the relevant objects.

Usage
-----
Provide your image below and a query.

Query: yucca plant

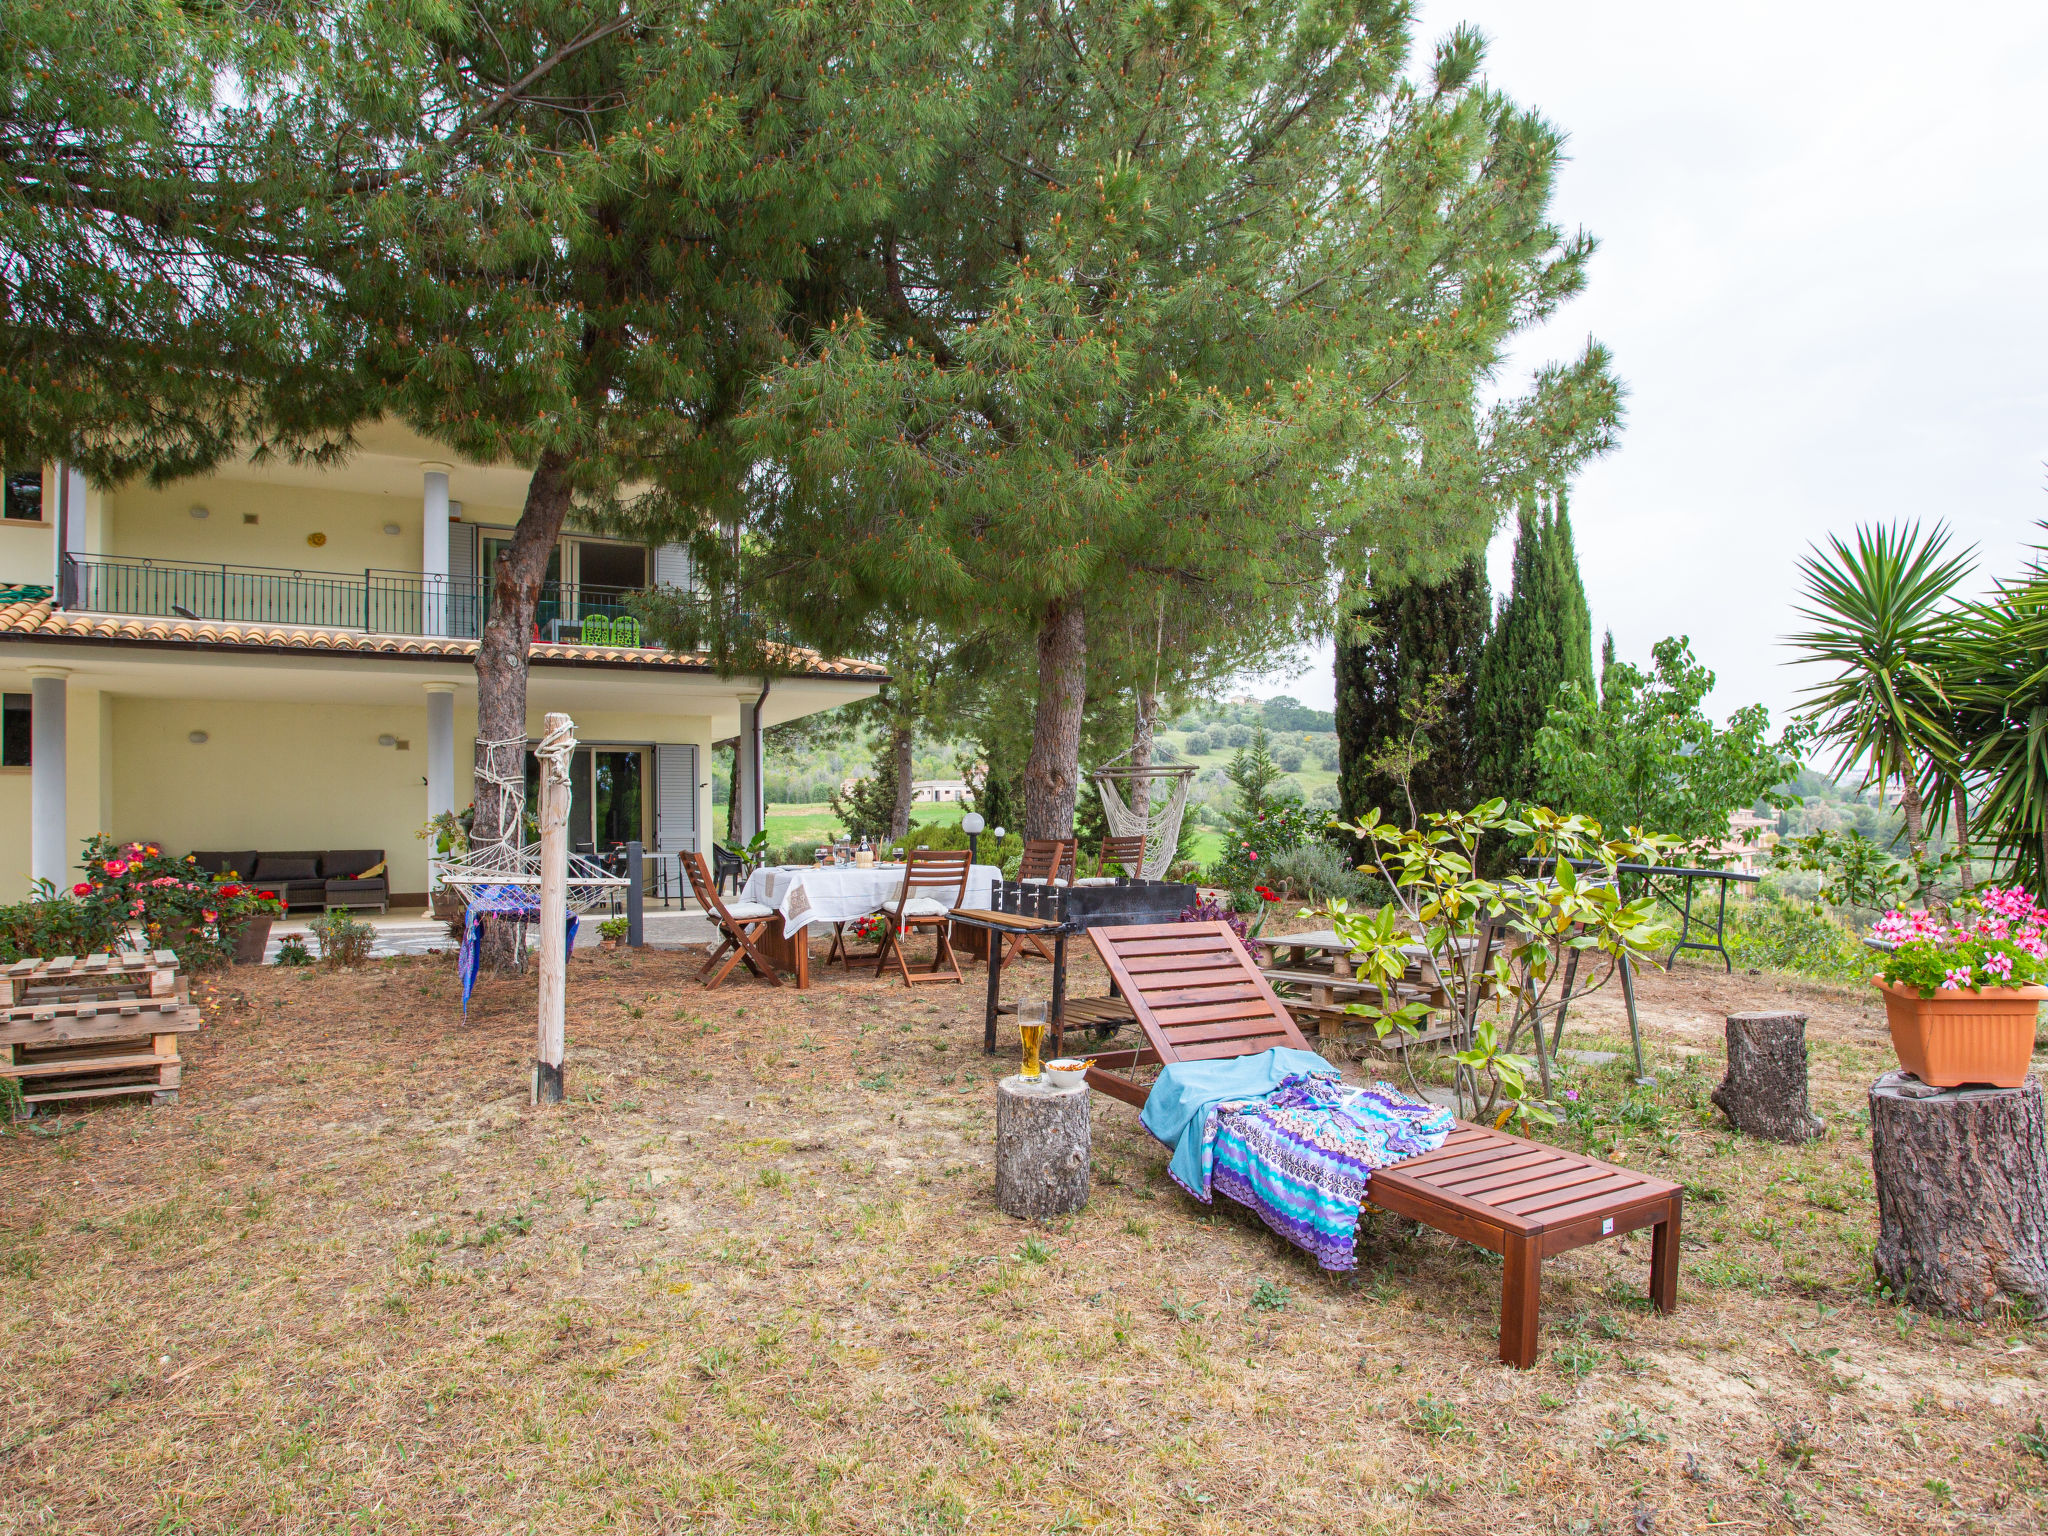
[1789,523,1975,858]
[1940,537,2048,887]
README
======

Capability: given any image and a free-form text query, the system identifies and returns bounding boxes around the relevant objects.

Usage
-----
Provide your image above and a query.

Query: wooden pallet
[6,950,182,1003]
[1,951,197,1114]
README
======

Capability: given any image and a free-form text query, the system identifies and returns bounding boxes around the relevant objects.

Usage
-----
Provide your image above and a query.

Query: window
[1,694,28,766]
[3,467,43,523]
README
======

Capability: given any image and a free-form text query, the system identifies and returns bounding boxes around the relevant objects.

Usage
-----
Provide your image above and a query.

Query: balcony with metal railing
[60,553,651,644]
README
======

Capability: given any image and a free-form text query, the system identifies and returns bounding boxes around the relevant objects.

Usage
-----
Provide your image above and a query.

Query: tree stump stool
[1870,1071,2048,1318]
[995,1075,1090,1219]
[1711,1011,1825,1142]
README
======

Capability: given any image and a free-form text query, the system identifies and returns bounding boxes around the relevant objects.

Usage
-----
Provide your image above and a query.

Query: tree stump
[995,1075,1090,1219]
[1711,1012,1825,1142]
[1870,1071,2048,1317]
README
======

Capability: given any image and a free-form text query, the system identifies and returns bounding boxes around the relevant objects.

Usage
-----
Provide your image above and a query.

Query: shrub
[1275,748,1304,773]
[1210,799,1328,888]
[1725,894,1869,983]
[0,838,285,971]
[1259,842,1388,906]
[274,935,313,967]
[313,910,376,969]
[1183,732,1209,756]
[1179,895,1248,942]
[0,893,123,963]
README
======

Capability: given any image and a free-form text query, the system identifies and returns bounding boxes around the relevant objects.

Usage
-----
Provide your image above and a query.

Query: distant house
[1708,808,1779,874]
[912,779,971,805]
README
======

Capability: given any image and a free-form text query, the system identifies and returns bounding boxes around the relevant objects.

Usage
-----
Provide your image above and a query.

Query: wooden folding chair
[1079,921,1681,1369]
[681,850,782,990]
[875,850,973,986]
[1086,833,1147,880]
[1001,837,1078,965]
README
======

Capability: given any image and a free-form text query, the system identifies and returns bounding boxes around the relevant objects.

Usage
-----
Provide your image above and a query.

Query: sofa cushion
[322,849,386,880]
[252,853,321,882]
[191,850,259,879]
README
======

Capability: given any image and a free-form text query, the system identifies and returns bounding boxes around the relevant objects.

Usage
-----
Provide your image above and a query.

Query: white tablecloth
[738,863,1001,936]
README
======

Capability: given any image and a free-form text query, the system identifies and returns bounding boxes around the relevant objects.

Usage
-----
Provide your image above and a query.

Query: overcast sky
[1242,0,2048,728]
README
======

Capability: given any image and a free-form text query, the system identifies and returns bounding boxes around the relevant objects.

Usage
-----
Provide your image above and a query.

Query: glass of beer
[1018,1000,1048,1081]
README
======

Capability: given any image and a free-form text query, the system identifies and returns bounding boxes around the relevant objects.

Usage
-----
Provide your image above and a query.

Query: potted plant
[218,880,286,965]
[74,838,284,971]
[1869,887,2048,1088]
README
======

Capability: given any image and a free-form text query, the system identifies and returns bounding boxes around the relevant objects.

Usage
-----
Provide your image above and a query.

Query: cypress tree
[1335,556,1490,824]
[1472,491,1594,802]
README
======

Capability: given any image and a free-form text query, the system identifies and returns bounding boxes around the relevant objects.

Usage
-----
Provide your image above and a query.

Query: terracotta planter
[1874,978,2046,1089]
[231,915,274,967]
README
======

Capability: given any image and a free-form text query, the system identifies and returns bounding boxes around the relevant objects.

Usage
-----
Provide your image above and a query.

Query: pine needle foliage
[722,3,1622,836]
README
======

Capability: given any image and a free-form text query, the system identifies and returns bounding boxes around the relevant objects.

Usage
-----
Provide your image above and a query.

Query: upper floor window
[3,467,43,522]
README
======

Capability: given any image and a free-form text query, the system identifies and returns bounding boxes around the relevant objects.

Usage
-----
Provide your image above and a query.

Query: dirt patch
[0,933,2042,1534]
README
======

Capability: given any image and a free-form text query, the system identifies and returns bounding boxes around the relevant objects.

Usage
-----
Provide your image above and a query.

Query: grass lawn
[3,938,2043,1532]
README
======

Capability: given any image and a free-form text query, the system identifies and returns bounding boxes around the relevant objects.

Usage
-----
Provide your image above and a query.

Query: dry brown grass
[1,930,2044,1535]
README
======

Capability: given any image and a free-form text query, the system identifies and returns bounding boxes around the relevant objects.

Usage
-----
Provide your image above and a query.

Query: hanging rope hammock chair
[1090,756,1197,882]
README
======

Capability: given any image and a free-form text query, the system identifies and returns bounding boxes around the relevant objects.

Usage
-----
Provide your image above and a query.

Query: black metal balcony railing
[60,553,648,643]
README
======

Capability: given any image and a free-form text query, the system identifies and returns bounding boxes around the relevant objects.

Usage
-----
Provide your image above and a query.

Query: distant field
[763,801,968,847]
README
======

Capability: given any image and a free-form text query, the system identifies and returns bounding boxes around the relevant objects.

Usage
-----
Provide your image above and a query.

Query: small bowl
[1043,1058,1089,1088]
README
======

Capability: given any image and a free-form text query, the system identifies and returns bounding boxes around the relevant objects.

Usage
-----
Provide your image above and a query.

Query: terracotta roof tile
[0,599,886,680]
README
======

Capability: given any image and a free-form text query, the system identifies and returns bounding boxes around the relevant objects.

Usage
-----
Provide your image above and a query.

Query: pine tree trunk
[1710,1012,1825,1142]
[887,719,914,841]
[1869,1072,2048,1318]
[472,449,576,970]
[1129,687,1157,823]
[1024,597,1087,841]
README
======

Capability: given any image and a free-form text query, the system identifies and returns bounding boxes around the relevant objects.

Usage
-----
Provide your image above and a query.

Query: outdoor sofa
[189,849,389,914]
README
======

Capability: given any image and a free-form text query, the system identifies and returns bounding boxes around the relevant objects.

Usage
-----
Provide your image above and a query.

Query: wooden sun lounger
[1079,921,1680,1368]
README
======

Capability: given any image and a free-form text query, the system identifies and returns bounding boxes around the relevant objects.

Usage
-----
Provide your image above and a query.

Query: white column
[735,687,766,844]
[29,670,68,890]
[55,464,88,606]
[421,463,450,636]
[425,682,457,817]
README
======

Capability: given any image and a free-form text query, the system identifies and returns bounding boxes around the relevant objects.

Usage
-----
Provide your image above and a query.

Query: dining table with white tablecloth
[737,862,1003,938]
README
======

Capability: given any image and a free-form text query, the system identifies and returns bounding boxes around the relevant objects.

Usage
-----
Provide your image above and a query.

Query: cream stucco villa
[0,423,882,904]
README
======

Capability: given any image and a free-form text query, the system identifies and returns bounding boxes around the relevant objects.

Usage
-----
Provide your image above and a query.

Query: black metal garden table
[1521,858,1762,972]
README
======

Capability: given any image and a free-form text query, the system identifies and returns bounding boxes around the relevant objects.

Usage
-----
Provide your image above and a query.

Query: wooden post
[534,712,572,1105]
[994,1075,1090,1218]
[1870,1071,2048,1317]
[1712,1011,1825,1143]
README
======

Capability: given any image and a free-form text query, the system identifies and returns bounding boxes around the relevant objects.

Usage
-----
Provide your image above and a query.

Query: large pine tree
[722,8,1622,840]
[1335,556,1490,825]
[1472,490,1594,802]
[266,0,964,854]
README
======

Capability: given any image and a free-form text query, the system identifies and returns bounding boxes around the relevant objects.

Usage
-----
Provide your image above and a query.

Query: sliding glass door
[523,746,648,855]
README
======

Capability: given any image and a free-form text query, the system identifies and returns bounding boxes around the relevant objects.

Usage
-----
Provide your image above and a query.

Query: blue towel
[457,883,578,1012]
[1139,1046,1336,1197]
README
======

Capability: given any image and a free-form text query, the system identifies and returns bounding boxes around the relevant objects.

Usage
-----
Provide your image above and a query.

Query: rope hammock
[437,726,629,913]
[1090,759,1198,881]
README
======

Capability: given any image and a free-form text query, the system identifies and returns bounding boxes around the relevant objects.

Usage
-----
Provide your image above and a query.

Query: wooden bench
[1078,921,1680,1368]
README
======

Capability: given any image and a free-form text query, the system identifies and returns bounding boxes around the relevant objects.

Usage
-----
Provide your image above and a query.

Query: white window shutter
[448,521,480,637]
[654,744,698,855]
[653,543,693,589]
